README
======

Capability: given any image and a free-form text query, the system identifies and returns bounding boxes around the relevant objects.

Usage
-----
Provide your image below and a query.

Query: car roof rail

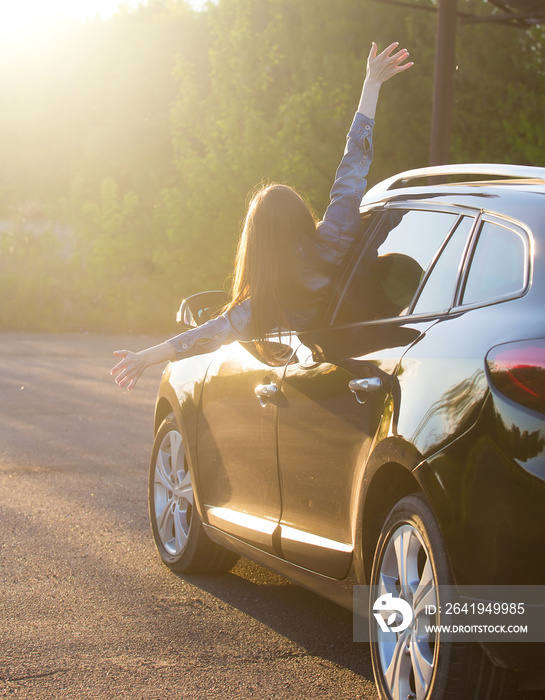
[363,163,545,200]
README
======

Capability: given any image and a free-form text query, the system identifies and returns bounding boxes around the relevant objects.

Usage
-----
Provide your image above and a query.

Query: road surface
[0,333,542,699]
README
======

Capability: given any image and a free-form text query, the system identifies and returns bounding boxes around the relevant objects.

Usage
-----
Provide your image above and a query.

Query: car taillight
[486,339,545,414]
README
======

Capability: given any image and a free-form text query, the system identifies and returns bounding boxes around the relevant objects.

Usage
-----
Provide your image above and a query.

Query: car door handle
[348,377,382,404]
[255,383,278,405]
[349,377,382,392]
[255,383,278,397]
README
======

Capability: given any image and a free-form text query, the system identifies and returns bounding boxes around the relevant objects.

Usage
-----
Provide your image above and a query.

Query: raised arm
[317,42,412,263]
[359,42,412,120]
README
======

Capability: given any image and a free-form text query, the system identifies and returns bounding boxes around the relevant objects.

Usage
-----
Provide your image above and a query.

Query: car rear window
[461,221,528,306]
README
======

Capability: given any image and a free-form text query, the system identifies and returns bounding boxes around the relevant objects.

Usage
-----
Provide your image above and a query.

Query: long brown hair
[227,182,318,349]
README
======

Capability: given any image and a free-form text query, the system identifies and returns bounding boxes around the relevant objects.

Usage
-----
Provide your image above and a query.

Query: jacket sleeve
[316,110,374,266]
[167,299,253,362]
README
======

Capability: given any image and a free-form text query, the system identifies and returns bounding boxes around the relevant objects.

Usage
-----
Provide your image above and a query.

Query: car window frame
[320,206,387,326]
[451,211,533,313]
[327,202,480,329]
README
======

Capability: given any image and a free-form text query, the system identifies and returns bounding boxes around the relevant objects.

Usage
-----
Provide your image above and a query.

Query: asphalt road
[0,333,542,700]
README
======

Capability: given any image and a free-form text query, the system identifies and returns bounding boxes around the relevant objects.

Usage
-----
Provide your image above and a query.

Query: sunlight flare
[0,0,146,45]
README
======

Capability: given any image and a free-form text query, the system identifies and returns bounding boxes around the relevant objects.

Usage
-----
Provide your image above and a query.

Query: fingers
[380,41,400,58]
[391,47,411,65]
[392,48,409,62]
[368,41,377,61]
[113,365,138,390]
[122,371,140,391]
[396,58,414,73]
[117,375,136,390]
[110,349,143,390]
[368,41,414,83]
[111,350,134,374]
[126,377,138,391]
[111,351,129,374]
[110,358,127,376]
[372,41,411,65]
[112,366,128,384]
[382,44,411,67]
[390,48,413,74]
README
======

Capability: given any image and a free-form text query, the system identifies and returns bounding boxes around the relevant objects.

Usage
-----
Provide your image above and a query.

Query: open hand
[366,42,413,85]
[110,349,146,391]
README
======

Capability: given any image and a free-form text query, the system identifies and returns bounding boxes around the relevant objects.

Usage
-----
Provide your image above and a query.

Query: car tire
[369,493,516,700]
[149,415,240,574]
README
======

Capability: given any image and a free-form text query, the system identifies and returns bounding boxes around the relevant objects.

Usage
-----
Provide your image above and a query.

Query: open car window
[332,209,459,326]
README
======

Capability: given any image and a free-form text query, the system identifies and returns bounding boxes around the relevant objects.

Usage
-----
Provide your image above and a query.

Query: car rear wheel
[369,493,515,700]
[149,415,239,574]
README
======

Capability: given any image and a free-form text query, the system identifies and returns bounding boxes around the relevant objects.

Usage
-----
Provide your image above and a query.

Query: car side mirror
[176,290,230,328]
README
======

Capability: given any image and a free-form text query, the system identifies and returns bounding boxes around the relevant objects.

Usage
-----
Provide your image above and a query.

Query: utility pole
[368,0,544,164]
[429,0,458,165]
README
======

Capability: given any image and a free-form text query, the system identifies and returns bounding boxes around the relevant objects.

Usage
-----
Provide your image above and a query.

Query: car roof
[361,165,545,232]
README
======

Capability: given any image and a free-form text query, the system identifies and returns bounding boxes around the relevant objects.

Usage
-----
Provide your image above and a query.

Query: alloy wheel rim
[153,429,194,556]
[375,524,438,700]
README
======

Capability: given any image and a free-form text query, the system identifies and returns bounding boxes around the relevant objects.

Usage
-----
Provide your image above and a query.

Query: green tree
[1,0,544,334]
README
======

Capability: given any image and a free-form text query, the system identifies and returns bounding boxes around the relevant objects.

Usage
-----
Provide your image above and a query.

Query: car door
[276,208,476,578]
[196,338,291,554]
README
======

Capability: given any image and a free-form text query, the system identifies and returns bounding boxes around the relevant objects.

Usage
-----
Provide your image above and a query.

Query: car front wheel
[369,493,515,700]
[149,415,239,574]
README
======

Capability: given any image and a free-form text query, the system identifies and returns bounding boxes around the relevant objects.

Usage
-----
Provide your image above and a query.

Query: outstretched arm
[110,299,252,390]
[110,342,175,391]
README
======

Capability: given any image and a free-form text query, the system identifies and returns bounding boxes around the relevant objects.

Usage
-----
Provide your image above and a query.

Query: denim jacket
[168,110,374,361]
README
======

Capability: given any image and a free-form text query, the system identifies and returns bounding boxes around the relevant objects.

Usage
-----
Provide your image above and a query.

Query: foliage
[0,0,544,333]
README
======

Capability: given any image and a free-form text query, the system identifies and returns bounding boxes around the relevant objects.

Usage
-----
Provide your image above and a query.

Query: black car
[148,164,545,700]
